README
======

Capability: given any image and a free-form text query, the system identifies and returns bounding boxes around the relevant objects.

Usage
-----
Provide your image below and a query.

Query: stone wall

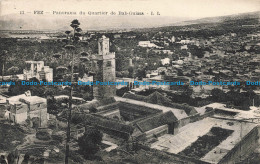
[138,144,211,164]
[145,125,168,139]
[178,109,215,129]
[218,126,258,164]
[29,108,48,127]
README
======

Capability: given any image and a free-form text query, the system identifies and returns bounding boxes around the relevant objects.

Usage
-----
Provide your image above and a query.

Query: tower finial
[98,35,109,55]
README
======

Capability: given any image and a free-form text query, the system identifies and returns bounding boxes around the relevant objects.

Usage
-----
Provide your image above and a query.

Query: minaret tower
[92,35,116,100]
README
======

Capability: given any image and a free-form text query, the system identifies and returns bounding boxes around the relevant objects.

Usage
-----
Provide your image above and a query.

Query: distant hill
[171,11,260,26]
[0,14,189,31]
[0,11,259,31]
[134,11,260,35]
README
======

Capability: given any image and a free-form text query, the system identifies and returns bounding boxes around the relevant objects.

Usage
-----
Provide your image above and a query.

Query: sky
[1,0,259,18]
[0,0,259,30]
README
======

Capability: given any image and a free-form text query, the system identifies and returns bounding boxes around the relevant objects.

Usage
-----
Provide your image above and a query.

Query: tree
[0,50,8,81]
[189,45,205,58]
[36,129,51,140]
[135,67,146,80]
[7,152,15,164]
[45,87,59,114]
[78,128,103,159]
[29,77,45,97]
[211,88,225,102]
[63,19,88,164]
[182,85,193,97]
[116,87,130,97]
[0,155,7,164]
[21,153,30,164]
[7,66,19,80]
[128,66,134,78]
[7,150,19,164]
[8,80,29,96]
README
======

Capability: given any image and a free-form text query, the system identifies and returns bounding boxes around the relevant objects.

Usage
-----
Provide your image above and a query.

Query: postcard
[0,0,259,163]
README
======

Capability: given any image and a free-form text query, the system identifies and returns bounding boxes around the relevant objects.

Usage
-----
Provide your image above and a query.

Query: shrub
[36,130,51,141]
[78,128,103,159]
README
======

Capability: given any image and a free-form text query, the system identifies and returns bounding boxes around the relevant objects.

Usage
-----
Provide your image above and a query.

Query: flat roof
[151,117,257,163]
[7,94,46,105]
[206,103,260,119]
[25,61,44,64]
[115,96,188,120]
[0,95,7,104]
[54,95,85,101]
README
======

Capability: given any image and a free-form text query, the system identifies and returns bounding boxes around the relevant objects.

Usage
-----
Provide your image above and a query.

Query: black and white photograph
[0,0,260,163]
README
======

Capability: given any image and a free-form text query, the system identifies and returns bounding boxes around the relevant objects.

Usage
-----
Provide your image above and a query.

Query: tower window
[92,62,96,67]
[106,61,112,67]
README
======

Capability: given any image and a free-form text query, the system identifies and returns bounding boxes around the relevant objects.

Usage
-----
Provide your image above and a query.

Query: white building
[161,58,170,65]
[230,33,237,37]
[172,60,184,65]
[138,41,161,48]
[179,40,192,44]
[171,36,176,43]
[181,45,188,50]
[23,61,53,82]
[5,93,48,127]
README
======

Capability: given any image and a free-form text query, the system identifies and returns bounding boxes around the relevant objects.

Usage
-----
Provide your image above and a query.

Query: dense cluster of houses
[0,29,259,163]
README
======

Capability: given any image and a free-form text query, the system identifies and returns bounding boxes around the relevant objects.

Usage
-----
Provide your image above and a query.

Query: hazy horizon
[0,0,259,31]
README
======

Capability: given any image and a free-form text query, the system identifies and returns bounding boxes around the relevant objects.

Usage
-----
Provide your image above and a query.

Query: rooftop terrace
[7,94,46,105]
[151,117,257,163]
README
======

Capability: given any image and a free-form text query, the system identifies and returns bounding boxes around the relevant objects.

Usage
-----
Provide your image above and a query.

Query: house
[5,92,48,127]
[181,45,188,50]
[161,58,170,65]
[179,40,191,44]
[23,61,53,82]
[139,41,152,47]
[230,33,237,37]
[136,111,178,139]
[171,36,176,43]
[151,117,258,164]
[138,41,162,48]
